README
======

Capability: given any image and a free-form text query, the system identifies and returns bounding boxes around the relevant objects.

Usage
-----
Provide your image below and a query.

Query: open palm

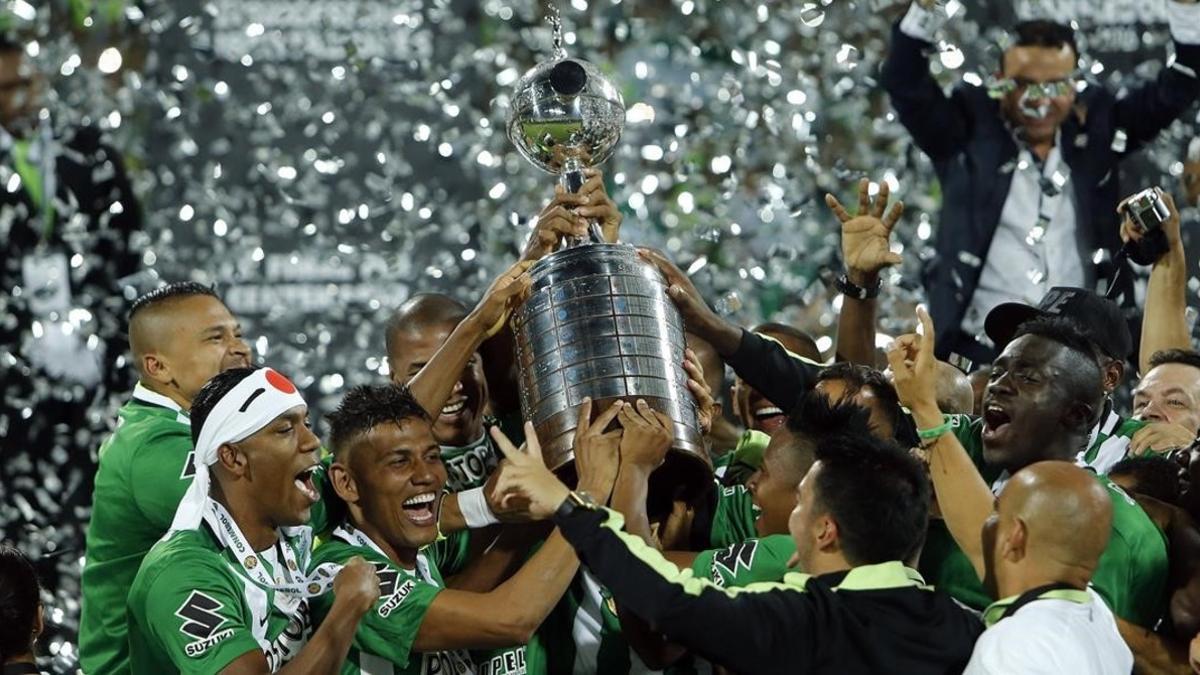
[826,178,904,275]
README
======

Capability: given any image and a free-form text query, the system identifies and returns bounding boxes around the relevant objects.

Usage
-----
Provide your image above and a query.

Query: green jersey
[442,414,524,493]
[127,520,319,674]
[81,384,195,675]
[82,385,335,675]
[919,414,1168,626]
[524,570,662,675]
[691,535,796,588]
[712,430,770,486]
[441,433,500,494]
[310,525,476,675]
[1079,405,1143,475]
[441,414,526,673]
[707,483,759,549]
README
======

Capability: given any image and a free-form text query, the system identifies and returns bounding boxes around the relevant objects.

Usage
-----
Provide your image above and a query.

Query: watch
[554,490,599,520]
[834,272,882,300]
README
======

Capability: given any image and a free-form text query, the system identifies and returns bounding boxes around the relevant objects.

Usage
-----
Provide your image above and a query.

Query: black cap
[984,286,1132,361]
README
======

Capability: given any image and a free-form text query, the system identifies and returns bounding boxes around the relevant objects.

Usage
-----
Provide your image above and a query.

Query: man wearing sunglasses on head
[882,0,1200,366]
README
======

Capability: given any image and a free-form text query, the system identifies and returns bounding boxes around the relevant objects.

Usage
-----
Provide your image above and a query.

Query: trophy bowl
[507,57,625,183]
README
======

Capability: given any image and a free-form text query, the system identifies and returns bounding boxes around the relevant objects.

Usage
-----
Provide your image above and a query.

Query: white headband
[169,367,308,532]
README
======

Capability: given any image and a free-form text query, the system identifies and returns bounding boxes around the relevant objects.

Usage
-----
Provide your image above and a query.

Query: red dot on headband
[265,368,297,394]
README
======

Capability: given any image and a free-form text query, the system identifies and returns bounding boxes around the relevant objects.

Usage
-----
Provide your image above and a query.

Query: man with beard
[311,386,621,674]
[889,308,1167,629]
[80,282,252,675]
[883,2,1200,364]
[127,367,379,674]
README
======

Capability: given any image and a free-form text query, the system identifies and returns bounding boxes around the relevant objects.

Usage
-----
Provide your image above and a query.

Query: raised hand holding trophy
[506,16,711,510]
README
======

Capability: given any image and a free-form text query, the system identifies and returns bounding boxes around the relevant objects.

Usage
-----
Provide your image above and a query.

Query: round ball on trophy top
[505,56,625,179]
[549,60,588,96]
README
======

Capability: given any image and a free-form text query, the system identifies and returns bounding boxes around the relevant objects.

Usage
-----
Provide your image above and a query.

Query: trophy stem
[559,159,605,245]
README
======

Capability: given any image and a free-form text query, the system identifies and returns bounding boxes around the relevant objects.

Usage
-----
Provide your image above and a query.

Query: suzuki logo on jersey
[378,573,417,618]
[444,443,498,492]
[711,540,760,587]
[180,451,197,479]
[176,591,234,657]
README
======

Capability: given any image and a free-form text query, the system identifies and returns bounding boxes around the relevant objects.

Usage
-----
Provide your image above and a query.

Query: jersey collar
[811,561,930,593]
[1086,398,1120,449]
[132,382,189,422]
[982,584,1090,627]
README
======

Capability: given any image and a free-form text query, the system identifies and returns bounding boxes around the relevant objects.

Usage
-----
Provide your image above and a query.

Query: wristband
[457,486,501,528]
[917,414,956,441]
[834,272,882,300]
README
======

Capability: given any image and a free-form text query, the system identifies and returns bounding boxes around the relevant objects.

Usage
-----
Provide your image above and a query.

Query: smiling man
[386,293,504,493]
[1134,349,1200,437]
[127,366,379,674]
[81,282,253,675]
[730,323,821,434]
[311,385,620,674]
[883,1,1200,364]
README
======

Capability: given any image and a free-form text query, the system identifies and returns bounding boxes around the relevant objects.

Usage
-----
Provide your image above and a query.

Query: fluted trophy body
[507,55,711,509]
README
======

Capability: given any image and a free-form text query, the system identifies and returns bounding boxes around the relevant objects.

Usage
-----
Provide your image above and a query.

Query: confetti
[2,1,1195,672]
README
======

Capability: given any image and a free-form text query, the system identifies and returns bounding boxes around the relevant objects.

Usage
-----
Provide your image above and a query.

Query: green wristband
[917,415,954,440]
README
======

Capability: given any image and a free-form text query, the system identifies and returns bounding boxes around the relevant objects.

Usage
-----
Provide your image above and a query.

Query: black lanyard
[1000,582,1084,621]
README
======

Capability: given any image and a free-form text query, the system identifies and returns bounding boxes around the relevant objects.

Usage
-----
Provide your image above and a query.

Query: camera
[1120,188,1171,234]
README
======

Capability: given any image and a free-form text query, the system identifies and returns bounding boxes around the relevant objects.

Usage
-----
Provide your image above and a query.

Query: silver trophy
[507,54,710,508]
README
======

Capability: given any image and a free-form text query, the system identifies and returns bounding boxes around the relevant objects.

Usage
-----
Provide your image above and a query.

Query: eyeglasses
[988,76,1077,100]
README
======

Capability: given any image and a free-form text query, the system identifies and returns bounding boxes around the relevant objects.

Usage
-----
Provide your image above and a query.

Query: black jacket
[557,507,984,675]
[881,24,1200,359]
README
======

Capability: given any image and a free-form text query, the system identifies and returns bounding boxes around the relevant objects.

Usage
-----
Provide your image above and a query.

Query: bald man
[385,293,509,493]
[80,282,251,675]
[730,322,822,434]
[936,361,975,415]
[968,366,992,416]
[965,461,1131,674]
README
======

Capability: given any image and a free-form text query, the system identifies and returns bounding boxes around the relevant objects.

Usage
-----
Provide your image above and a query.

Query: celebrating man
[311,386,622,673]
[81,282,251,675]
[883,1,1200,363]
[889,308,1134,673]
[127,367,379,674]
[891,308,1168,628]
[490,411,982,674]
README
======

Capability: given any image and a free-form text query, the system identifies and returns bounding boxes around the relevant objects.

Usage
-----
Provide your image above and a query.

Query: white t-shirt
[964,587,1132,675]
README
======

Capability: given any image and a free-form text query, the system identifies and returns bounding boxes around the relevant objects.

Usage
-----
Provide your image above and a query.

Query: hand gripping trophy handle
[559,157,605,246]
